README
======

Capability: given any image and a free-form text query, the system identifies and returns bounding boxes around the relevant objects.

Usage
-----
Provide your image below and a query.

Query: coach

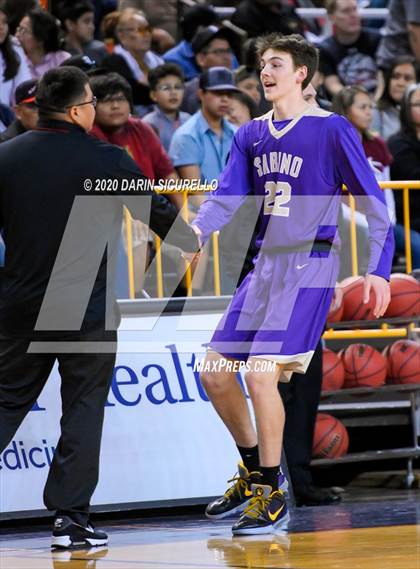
[0,66,198,549]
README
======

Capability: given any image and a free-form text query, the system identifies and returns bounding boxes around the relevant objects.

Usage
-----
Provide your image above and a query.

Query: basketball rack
[314,316,420,488]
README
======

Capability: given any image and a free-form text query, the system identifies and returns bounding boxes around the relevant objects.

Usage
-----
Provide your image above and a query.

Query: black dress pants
[279,341,323,491]
[0,328,116,524]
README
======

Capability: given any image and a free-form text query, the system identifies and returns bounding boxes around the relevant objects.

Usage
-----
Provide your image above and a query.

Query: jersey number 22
[263,181,291,217]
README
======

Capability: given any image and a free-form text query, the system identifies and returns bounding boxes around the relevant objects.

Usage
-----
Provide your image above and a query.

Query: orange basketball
[382,345,393,384]
[385,274,420,318]
[322,348,345,391]
[342,343,387,388]
[341,276,376,321]
[387,340,420,385]
[313,413,349,458]
[327,298,344,324]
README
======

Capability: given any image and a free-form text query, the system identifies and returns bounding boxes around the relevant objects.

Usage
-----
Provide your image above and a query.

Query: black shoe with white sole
[52,516,108,549]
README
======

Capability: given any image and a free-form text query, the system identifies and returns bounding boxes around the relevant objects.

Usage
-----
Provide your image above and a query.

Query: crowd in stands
[0,0,419,293]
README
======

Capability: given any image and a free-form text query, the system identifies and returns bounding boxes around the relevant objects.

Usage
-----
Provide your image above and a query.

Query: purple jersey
[193,108,394,280]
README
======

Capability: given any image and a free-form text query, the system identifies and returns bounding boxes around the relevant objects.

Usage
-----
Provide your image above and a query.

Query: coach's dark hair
[35,66,89,117]
[255,33,318,90]
[27,8,61,53]
[89,71,133,107]
[58,0,94,29]
[0,1,19,81]
[400,83,420,139]
[148,63,184,91]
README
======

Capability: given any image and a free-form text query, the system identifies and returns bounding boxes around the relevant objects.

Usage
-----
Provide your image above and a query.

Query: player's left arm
[334,119,394,317]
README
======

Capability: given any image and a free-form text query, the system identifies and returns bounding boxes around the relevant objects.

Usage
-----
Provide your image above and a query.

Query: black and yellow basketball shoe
[232,483,289,535]
[205,463,258,519]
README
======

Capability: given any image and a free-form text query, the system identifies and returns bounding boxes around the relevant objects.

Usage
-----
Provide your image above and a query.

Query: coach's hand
[363,274,391,318]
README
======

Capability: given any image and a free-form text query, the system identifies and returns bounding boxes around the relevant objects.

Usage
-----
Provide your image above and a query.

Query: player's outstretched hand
[182,251,201,263]
[182,224,202,264]
[363,274,391,318]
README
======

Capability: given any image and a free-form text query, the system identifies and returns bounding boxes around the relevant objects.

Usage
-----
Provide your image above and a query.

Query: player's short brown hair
[325,0,338,15]
[255,33,318,90]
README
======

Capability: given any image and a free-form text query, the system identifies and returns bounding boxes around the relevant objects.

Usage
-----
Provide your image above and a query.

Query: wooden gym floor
[1,487,419,569]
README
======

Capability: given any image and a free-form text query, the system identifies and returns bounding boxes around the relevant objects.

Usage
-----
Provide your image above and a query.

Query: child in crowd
[234,65,261,106]
[143,63,191,151]
[227,90,257,126]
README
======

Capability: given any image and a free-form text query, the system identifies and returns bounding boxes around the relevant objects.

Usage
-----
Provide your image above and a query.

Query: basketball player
[191,34,393,535]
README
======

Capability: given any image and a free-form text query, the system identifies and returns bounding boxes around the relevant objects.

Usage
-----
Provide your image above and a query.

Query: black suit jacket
[0,119,198,336]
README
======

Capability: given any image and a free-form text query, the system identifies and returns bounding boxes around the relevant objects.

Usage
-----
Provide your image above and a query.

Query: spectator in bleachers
[91,0,118,39]
[119,0,178,40]
[3,0,35,35]
[388,84,420,265]
[234,65,261,106]
[0,78,37,142]
[181,25,236,115]
[227,90,257,126]
[101,8,163,115]
[231,0,304,38]
[110,0,177,54]
[89,71,183,294]
[0,1,31,106]
[169,67,238,195]
[58,0,108,65]
[143,63,190,152]
[16,8,70,79]
[372,56,417,141]
[334,84,420,270]
[333,86,393,177]
[376,0,420,70]
[319,0,381,98]
[169,67,238,293]
[163,4,218,81]
[90,72,178,184]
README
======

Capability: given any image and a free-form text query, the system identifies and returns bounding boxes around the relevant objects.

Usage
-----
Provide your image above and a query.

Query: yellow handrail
[124,208,135,299]
[403,187,412,274]
[322,328,408,340]
[154,236,164,298]
[125,182,419,300]
[212,232,221,296]
[181,191,193,296]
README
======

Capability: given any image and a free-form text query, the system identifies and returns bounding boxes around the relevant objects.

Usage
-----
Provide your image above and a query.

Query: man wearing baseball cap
[0,79,38,143]
[182,25,238,115]
[170,66,240,188]
[169,66,240,293]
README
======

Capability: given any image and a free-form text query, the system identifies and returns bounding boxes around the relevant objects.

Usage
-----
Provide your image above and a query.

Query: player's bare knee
[200,370,229,393]
[244,372,268,399]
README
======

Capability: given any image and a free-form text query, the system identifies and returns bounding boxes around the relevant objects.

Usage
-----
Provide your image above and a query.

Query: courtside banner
[0,297,253,518]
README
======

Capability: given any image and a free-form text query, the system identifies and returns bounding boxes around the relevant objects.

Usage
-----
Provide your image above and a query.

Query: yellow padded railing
[125,181,419,301]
